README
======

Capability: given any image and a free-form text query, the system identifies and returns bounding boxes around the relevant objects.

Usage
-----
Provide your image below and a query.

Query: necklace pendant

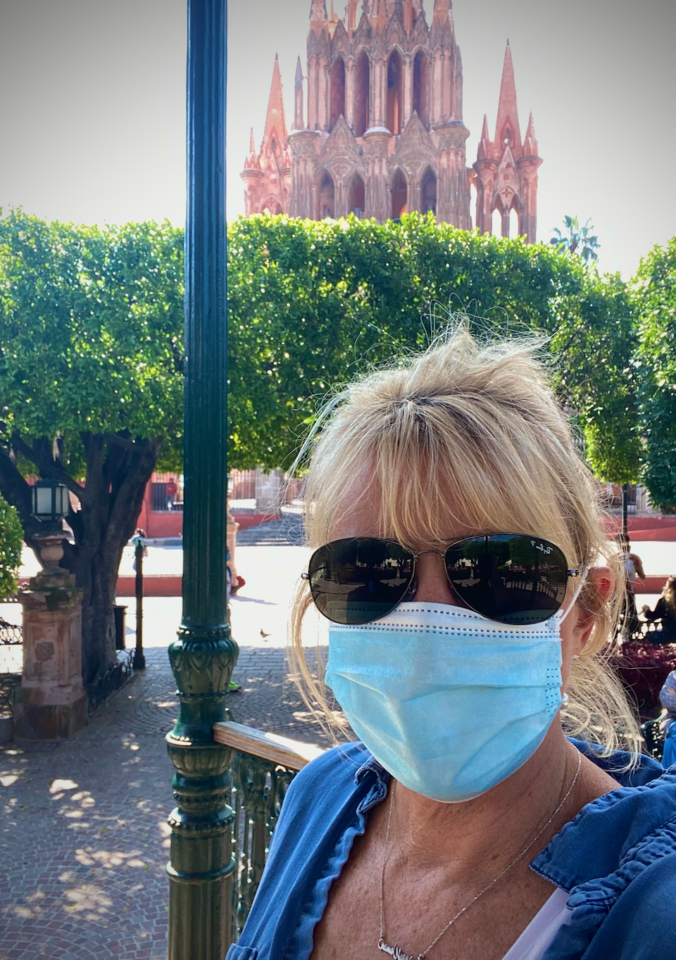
[378,938,421,960]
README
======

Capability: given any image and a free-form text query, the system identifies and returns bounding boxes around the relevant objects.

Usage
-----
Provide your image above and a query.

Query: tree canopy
[0,210,185,681]
[227,213,641,482]
[634,238,676,511]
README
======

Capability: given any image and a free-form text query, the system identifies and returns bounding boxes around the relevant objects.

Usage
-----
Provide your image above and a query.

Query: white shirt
[502,888,571,960]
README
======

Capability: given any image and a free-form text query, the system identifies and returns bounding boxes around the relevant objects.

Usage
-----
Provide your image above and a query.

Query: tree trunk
[0,432,161,686]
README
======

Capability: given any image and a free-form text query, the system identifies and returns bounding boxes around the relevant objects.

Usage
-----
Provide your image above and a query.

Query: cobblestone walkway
[0,575,333,959]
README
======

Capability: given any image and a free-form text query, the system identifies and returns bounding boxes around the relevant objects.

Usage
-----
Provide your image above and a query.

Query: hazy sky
[0,0,674,277]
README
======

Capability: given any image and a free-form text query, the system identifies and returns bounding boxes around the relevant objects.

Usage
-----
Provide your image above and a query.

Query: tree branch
[104,433,148,453]
[10,432,84,500]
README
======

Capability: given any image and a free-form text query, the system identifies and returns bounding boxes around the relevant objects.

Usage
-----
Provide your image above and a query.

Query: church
[241,0,542,242]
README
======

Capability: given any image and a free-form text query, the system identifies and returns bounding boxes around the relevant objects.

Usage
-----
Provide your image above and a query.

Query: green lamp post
[166,1,239,957]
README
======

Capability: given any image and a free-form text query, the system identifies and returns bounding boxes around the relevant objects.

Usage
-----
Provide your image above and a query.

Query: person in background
[642,575,676,644]
[166,478,178,511]
[658,669,676,767]
[616,534,645,638]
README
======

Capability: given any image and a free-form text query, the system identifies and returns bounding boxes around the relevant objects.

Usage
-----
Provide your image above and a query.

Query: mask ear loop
[557,567,590,626]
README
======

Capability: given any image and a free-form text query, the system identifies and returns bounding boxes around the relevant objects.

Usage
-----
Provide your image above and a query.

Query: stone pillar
[318,56,329,130]
[346,56,356,130]
[308,55,318,129]
[364,128,391,222]
[403,53,413,127]
[16,567,86,741]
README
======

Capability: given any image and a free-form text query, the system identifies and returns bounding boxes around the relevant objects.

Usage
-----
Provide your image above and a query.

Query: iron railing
[86,650,135,714]
[213,721,326,943]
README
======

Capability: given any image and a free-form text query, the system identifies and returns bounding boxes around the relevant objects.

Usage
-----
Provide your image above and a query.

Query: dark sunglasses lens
[445,535,569,625]
[308,538,415,625]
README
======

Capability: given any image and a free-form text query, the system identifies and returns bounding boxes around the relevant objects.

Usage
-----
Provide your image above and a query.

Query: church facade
[241,0,542,242]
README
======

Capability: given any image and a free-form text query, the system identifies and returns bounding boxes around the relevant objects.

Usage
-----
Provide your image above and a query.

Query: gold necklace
[378,752,582,960]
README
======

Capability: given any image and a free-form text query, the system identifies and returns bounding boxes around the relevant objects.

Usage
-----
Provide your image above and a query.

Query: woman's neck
[387,727,609,879]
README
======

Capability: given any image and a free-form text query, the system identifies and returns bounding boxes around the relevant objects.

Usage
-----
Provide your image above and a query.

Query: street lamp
[30,479,71,576]
[31,479,70,524]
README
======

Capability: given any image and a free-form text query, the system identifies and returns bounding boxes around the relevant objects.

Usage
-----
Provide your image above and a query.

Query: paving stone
[0,541,341,959]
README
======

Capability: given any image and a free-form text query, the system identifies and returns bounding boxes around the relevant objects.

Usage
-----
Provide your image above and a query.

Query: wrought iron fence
[213,720,326,944]
[86,649,135,714]
[231,754,297,938]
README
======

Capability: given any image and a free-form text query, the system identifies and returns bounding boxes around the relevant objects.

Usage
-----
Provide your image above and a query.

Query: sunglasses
[302,534,580,626]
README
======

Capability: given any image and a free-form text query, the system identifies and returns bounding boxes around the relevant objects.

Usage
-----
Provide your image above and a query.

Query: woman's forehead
[328,468,480,544]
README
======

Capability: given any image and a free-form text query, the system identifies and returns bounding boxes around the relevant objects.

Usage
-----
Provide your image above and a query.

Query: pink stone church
[241,0,542,242]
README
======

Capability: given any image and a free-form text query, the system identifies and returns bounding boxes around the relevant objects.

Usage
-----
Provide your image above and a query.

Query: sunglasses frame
[302,534,581,626]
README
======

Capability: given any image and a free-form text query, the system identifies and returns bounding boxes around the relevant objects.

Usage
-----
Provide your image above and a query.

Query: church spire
[293,56,304,131]
[310,0,328,33]
[263,54,288,149]
[494,41,522,152]
[523,111,538,156]
[432,0,450,25]
[477,114,490,160]
[347,0,359,32]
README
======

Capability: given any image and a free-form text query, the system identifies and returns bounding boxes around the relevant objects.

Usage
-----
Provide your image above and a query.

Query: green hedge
[0,494,23,599]
[228,213,641,481]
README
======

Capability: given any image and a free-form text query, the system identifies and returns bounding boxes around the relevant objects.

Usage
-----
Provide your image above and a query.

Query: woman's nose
[412,551,459,606]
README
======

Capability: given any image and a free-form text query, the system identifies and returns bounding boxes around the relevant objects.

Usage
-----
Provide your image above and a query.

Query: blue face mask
[326,601,570,802]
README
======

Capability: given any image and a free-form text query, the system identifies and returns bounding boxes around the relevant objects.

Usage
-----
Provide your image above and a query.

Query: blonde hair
[289,325,642,760]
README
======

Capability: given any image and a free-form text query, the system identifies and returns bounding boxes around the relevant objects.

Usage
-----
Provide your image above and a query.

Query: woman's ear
[571,566,616,655]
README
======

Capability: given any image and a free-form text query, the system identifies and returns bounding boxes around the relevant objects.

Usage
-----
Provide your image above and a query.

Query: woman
[228,330,675,960]
[642,574,676,643]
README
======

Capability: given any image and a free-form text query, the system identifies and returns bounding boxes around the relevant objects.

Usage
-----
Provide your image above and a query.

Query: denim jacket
[227,740,676,960]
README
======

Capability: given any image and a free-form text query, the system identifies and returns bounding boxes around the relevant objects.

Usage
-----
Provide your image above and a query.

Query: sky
[0,0,674,278]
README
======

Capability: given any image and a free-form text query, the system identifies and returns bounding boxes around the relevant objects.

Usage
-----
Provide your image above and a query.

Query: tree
[633,238,676,511]
[227,213,640,482]
[550,216,600,264]
[0,494,23,600]
[0,211,184,683]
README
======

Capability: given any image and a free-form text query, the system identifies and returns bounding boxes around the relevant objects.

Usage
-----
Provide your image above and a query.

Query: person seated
[228,328,675,960]
[642,575,676,644]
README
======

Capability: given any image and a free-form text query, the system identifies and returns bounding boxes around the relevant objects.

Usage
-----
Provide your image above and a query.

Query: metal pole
[622,483,629,541]
[133,540,146,670]
[166,1,238,958]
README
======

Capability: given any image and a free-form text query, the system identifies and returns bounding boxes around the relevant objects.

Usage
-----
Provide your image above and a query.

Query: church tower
[472,42,542,241]
[241,55,292,216]
[242,3,541,239]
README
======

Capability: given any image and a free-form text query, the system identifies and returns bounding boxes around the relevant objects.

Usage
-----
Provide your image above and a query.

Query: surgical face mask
[326,601,574,802]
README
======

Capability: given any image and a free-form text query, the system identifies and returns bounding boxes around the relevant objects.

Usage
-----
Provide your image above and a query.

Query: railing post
[166,2,238,958]
[133,537,146,670]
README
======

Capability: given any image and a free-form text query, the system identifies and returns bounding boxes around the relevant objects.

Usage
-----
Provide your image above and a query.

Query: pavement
[0,524,336,960]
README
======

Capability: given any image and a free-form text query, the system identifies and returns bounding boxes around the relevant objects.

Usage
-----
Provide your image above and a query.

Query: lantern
[31,479,70,523]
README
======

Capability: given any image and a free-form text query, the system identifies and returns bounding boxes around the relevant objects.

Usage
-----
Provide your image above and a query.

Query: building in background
[241,0,542,241]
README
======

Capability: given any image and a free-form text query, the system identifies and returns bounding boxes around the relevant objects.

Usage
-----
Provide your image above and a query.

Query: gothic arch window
[262,199,283,215]
[391,170,408,220]
[413,50,430,127]
[421,169,437,216]
[503,127,512,146]
[387,50,403,136]
[330,57,346,131]
[354,51,370,137]
[318,172,335,219]
[348,174,366,218]
[491,207,502,237]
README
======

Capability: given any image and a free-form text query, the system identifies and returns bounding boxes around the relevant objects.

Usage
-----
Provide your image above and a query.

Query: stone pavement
[0,541,335,960]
